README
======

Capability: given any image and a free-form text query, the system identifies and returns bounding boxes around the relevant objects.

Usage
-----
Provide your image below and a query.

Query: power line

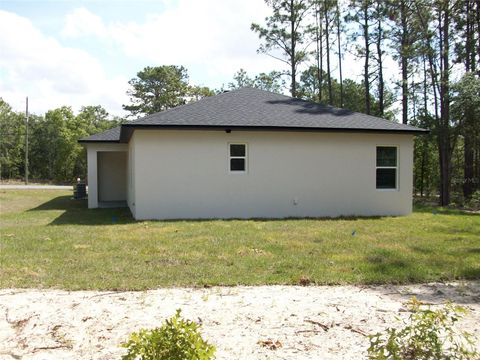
[25,96,29,185]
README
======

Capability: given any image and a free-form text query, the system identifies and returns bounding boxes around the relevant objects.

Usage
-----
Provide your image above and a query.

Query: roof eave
[78,139,121,144]
[82,123,428,144]
[120,123,429,139]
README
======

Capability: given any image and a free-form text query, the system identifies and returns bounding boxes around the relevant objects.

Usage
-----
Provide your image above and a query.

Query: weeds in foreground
[368,298,478,359]
[121,309,215,360]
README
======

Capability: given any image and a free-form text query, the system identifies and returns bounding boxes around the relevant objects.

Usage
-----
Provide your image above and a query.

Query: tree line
[249,0,480,205]
[0,102,123,183]
[0,62,378,183]
[1,0,479,206]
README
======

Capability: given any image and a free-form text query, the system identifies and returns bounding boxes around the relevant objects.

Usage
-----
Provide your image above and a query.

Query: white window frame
[228,143,248,174]
[376,145,399,191]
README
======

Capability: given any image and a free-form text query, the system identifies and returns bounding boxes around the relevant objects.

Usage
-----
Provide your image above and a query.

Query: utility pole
[25,96,29,185]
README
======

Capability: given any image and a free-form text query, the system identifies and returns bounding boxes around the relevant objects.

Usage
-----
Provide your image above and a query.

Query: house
[79,87,427,220]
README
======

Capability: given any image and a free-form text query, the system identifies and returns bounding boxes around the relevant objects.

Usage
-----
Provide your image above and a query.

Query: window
[376,146,397,189]
[229,143,247,172]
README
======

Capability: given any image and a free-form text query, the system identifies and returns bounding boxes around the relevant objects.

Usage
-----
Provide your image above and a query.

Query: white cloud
[1,1,403,118]
[58,1,385,91]
[61,7,108,39]
[0,10,128,116]
[60,1,285,88]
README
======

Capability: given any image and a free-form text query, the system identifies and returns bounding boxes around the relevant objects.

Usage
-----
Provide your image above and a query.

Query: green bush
[466,190,480,210]
[368,298,478,359]
[121,309,216,360]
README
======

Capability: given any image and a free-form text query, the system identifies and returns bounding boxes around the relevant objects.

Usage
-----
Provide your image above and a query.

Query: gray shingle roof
[79,126,121,142]
[79,87,427,143]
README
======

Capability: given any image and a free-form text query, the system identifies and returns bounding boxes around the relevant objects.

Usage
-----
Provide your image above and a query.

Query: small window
[229,143,247,172]
[376,146,397,189]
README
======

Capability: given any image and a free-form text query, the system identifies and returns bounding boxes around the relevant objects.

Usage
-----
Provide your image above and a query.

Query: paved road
[0,184,73,190]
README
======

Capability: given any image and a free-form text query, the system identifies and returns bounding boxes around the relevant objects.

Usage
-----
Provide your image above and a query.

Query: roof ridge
[129,87,248,124]
[292,98,423,129]
[88,124,120,135]
[240,86,292,99]
[79,124,121,142]
[80,87,427,143]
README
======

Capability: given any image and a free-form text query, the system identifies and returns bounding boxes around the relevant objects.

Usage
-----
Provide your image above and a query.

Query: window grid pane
[229,143,247,172]
[376,146,397,189]
[376,146,397,167]
[376,168,397,189]
[230,144,246,157]
[230,158,245,171]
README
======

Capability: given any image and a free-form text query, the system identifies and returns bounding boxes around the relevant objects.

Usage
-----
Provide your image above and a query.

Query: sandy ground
[0,282,479,360]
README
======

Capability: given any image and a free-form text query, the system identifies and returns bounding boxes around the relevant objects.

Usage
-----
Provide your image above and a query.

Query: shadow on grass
[364,248,480,304]
[461,267,480,279]
[370,280,480,305]
[28,195,390,225]
[29,195,134,225]
[413,204,479,217]
[365,249,415,280]
[162,215,386,223]
[408,245,434,255]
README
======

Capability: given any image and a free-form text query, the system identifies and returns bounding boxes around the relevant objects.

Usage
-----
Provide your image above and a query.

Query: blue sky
[0,0,285,116]
[0,0,397,117]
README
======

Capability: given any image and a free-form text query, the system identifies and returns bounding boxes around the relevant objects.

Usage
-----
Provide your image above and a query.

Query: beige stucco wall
[131,130,414,220]
[127,134,136,217]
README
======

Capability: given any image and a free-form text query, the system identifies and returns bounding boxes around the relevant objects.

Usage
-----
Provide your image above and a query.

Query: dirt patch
[0,282,479,359]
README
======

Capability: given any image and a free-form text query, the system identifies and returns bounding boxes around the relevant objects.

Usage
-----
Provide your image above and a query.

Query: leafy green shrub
[466,190,480,210]
[368,298,478,359]
[121,309,216,360]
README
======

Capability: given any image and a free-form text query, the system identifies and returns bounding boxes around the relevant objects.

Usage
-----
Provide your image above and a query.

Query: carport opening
[97,151,127,208]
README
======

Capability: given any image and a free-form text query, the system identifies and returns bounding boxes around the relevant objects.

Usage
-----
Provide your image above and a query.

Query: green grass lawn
[0,189,479,290]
